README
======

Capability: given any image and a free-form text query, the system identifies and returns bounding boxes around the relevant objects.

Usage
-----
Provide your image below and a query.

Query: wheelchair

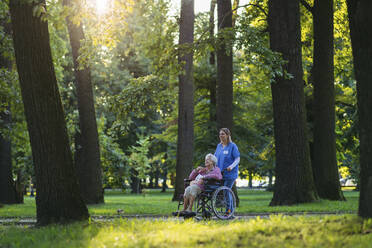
[176,178,236,220]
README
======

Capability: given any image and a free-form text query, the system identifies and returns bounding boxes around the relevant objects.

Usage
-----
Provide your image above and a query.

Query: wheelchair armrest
[203,178,222,185]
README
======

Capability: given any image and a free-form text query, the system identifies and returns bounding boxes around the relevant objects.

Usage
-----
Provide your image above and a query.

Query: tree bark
[9,0,89,225]
[173,0,194,201]
[130,169,141,194]
[209,0,217,124]
[0,15,21,204]
[312,0,345,200]
[216,0,233,131]
[216,0,240,205]
[268,0,318,205]
[63,0,104,204]
[0,111,20,204]
[347,0,372,218]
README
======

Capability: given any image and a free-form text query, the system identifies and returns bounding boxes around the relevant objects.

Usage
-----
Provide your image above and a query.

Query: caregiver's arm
[227,157,240,171]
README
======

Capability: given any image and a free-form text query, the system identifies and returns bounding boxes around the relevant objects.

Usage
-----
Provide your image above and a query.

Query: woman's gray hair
[205,153,218,166]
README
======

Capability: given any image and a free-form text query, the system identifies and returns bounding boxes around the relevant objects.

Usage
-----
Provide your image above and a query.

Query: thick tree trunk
[63,0,103,204]
[268,0,318,205]
[312,0,344,201]
[216,0,233,131]
[173,0,195,201]
[347,0,372,218]
[9,0,89,225]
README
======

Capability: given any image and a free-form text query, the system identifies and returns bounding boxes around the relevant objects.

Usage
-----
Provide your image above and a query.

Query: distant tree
[216,0,233,130]
[63,0,104,204]
[0,10,21,204]
[9,0,88,225]
[300,0,345,200]
[216,0,240,207]
[208,0,217,123]
[268,0,318,205]
[347,0,372,218]
[0,111,20,204]
[173,0,195,201]
[311,0,344,201]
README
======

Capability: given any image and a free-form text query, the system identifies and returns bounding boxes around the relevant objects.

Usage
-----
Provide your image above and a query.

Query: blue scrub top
[214,142,240,179]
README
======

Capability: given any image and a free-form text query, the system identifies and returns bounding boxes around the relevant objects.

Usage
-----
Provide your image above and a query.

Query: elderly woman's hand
[196,166,206,172]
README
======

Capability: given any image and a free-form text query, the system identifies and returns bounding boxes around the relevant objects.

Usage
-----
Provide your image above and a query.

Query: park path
[0,211,356,226]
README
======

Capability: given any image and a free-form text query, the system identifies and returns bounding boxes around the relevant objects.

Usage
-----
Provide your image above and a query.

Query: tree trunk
[209,0,217,124]
[347,0,372,218]
[217,0,239,205]
[63,0,103,204]
[9,0,89,225]
[161,161,168,193]
[0,15,21,204]
[216,0,233,131]
[149,171,154,188]
[268,0,318,205]
[155,168,160,188]
[248,170,253,188]
[0,115,20,204]
[173,0,195,201]
[312,0,345,201]
[130,169,141,194]
[268,169,273,189]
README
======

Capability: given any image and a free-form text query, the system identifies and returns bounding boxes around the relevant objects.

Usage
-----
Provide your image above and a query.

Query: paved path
[0,211,356,226]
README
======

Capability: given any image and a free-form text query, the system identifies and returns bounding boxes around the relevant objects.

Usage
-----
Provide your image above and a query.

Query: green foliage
[110,75,175,126]
[0,1,33,184]
[127,132,151,180]
[2,215,372,248]
[236,1,293,82]
[1,0,361,192]
[97,116,128,189]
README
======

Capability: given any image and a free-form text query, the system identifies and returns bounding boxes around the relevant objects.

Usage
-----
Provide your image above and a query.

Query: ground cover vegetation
[0,0,371,226]
[1,215,372,248]
[0,190,358,218]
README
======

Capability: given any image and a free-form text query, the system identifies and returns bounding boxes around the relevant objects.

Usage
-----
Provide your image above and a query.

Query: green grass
[1,215,372,247]
[0,189,359,218]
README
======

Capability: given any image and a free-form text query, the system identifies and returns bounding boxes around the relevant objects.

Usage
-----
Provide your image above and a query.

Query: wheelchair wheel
[211,186,236,220]
[194,193,213,220]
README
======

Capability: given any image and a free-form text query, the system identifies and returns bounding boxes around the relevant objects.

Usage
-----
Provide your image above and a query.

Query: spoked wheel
[211,186,236,220]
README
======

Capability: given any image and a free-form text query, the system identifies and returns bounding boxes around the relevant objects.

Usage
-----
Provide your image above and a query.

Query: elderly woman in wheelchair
[173,153,237,219]
[180,153,222,217]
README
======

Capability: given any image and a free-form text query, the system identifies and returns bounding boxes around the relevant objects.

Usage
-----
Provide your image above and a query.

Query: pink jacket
[188,166,222,191]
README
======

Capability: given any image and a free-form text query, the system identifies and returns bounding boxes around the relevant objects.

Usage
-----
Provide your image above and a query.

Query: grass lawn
[1,215,372,247]
[0,189,359,218]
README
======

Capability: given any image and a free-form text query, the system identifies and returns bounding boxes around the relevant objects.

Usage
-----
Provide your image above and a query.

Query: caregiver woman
[214,128,240,214]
